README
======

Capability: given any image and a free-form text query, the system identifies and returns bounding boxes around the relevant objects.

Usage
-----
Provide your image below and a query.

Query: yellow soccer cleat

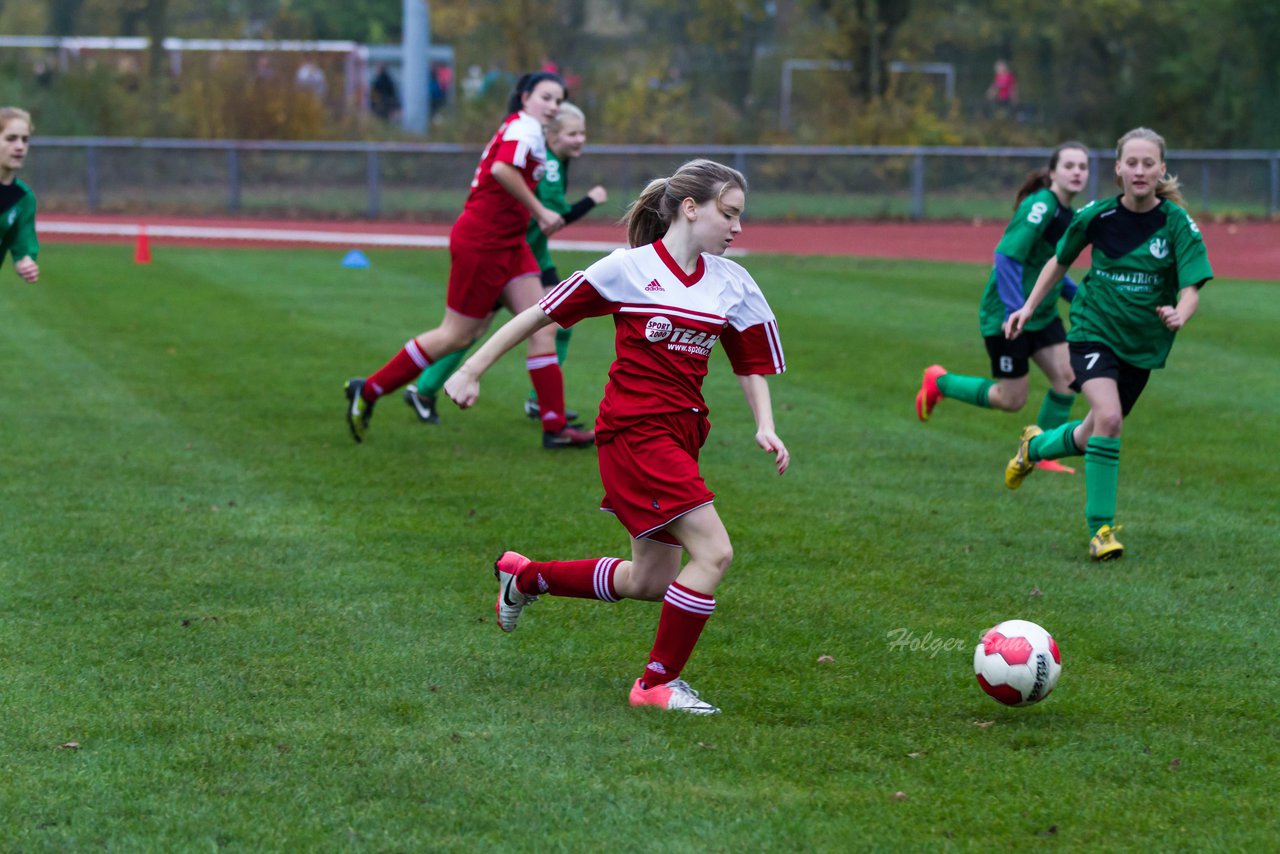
[1089,524,1125,562]
[1004,425,1043,489]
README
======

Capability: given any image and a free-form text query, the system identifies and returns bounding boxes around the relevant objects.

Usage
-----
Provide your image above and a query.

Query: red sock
[642,582,715,688]
[518,557,620,601]
[527,354,567,433]
[365,339,431,400]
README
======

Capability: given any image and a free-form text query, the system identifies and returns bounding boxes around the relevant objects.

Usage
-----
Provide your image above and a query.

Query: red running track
[38,214,1278,281]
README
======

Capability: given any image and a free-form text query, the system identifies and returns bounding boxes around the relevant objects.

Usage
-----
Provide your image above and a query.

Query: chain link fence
[30,138,1280,222]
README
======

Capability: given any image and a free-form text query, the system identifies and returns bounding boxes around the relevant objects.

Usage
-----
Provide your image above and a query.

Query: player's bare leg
[629,505,731,715]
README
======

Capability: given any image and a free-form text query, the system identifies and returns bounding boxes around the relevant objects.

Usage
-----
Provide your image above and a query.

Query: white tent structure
[1,35,369,115]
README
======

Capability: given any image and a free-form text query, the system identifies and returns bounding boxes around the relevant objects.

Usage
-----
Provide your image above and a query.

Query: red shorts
[597,412,714,546]
[446,238,539,319]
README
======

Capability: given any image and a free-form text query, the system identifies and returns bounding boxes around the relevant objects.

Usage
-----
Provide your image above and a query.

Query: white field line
[37,220,625,254]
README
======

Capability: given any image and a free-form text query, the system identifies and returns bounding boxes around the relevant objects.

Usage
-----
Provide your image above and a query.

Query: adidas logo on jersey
[644,279,665,292]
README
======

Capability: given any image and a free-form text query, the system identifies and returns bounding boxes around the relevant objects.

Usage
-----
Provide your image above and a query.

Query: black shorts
[1068,341,1151,417]
[540,267,560,288]
[984,316,1067,379]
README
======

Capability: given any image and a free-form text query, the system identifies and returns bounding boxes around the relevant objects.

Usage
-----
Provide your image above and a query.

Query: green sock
[415,345,470,399]
[1084,436,1121,536]
[1036,389,1076,430]
[555,326,573,365]
[935,372,994,408]
[1028,419,1084,462]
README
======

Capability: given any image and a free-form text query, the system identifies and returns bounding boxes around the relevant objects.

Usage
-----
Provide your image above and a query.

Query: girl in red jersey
[345,71,594,449]
[444,159,789,715]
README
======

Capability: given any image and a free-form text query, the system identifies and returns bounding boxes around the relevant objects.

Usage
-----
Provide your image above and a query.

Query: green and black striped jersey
[1058,196,1212,369]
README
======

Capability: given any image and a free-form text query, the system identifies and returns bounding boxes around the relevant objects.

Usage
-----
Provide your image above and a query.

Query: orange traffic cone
[134,225,152,265]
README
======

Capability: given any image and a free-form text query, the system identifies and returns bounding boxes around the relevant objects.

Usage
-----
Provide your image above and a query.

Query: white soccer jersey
[540,239,784,433]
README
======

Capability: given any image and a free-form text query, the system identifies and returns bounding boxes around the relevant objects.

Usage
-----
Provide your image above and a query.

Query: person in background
[916,141,1090,475]
[370,64,401,121]
[344,72,593,450]
[405,102,608,426]
[986,59,1018,117]
[1,107,40,284]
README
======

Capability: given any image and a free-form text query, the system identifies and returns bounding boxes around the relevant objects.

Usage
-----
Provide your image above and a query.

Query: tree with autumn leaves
[1,0,1276,146]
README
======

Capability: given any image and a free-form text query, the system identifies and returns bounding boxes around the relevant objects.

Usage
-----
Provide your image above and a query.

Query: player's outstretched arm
[13,256,39,283]
[1005,258,1068,339]
[445,305,554,409]
[736,373,789,475]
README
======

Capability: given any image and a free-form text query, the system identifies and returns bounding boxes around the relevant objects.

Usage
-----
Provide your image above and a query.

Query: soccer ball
[973,619,1061,706]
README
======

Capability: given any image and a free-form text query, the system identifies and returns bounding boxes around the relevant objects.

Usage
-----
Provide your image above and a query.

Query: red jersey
[453,111,548,250]
[993,70,1016,102]
[540,239,785,439]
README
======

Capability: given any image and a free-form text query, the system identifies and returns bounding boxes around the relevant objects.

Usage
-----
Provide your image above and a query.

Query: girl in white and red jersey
[344,71,594,450]
[444,159,789,715]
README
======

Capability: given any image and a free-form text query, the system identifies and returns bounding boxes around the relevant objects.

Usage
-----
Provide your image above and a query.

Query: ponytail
[1013,169,1051,210]
[1153,174,1185,207]
[624,178,671,248]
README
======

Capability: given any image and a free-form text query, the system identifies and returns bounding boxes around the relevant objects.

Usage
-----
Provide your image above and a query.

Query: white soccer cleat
[628,678,720,715]
[494,551,537,632]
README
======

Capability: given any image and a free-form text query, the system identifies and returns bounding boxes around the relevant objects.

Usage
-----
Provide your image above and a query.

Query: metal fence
[29,138,1280,222]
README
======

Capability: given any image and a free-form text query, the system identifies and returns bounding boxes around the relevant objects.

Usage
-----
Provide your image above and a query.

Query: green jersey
[979,187,1073,337]
[1058,196,1212,369]
[0,178,39,269]
[527,148,568,271]
[525,149,598,273]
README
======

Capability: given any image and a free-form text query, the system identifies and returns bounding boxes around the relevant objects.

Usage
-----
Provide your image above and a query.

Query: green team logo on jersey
[1062,196,1214,369]
[6,210,14,226]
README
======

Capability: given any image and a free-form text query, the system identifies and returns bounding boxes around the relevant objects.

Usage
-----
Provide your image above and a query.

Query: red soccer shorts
[597,412,714,546]
[445,238,540,319]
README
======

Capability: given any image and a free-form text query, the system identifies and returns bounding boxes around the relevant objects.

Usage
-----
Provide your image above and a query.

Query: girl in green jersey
[916,142,1089,475]
[1003,128,1212,561]
[405,102,607,425]
[1,107,40,284]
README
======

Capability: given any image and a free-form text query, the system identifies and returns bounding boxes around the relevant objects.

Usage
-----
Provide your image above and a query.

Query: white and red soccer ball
[973,619,1061,706]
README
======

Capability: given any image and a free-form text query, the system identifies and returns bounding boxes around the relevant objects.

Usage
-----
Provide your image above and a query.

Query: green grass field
[1,245,1276,850]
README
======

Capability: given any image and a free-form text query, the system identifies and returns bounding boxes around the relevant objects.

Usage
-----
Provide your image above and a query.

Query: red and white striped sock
[365,339,432,400]
[527,353,567,433]
[517,557,620,601]
[642,582,716,688]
